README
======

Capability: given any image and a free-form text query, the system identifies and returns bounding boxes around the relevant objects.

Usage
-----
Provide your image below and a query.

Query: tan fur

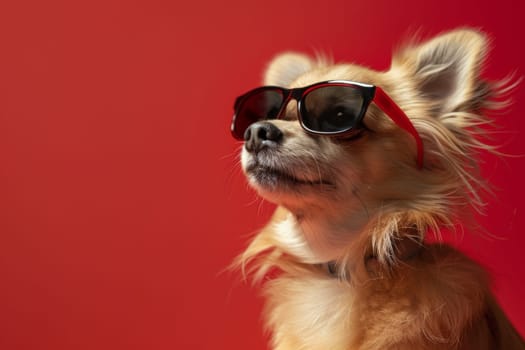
[234,29,523,349]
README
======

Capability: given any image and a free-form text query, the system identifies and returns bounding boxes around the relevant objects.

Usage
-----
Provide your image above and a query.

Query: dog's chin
[244,164,335,202]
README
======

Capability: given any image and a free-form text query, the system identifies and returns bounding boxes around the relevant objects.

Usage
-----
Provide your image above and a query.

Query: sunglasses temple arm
[373,87,424,169]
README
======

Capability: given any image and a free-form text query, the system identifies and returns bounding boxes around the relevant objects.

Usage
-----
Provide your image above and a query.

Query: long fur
[233,28,523,349]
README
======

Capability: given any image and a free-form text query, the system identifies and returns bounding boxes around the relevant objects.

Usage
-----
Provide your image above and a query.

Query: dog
[230,28,524,349]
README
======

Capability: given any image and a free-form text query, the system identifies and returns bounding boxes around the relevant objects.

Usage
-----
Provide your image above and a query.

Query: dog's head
[235,29,508,264]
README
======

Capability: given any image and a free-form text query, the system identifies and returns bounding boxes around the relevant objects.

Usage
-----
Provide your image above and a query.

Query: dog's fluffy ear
[264,53,314,86]
[392,29,489,114]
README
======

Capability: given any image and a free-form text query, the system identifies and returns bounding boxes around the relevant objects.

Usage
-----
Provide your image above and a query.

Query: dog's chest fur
[265,274,355,350]
[264,245,494,350]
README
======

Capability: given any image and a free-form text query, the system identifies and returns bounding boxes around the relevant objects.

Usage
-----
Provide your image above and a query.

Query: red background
[0,0,524,349]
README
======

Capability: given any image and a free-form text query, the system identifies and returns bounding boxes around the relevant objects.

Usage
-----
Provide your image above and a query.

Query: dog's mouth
[245,163,334,190]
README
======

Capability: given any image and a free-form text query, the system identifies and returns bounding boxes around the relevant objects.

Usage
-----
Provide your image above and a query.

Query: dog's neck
[276,207,372,264]
[274,211,424,278]
[323,236,424,279]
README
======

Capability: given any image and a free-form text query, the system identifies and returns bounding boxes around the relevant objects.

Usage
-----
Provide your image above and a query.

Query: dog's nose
[244,121,283,153]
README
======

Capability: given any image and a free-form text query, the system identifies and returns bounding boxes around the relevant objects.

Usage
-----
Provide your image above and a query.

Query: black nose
[244,121,283,153]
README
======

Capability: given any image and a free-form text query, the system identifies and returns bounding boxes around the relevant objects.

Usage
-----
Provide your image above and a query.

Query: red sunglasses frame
[231,80,424,168]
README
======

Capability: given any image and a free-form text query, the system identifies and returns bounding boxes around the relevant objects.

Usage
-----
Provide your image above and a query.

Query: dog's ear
[392,29,489,114]
[264,53,314,86]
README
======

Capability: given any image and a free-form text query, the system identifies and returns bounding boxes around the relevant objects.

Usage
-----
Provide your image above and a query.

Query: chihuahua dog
[231,29,524,349]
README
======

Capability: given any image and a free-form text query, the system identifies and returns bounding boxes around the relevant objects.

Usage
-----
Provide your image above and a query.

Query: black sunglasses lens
[302,86,365,133]
[232,89,284,139]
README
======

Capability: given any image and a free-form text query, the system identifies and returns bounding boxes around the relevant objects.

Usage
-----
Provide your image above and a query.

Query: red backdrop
[1,0,524,349]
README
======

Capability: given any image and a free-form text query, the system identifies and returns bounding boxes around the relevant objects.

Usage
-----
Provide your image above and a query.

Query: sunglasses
[231,80,424,168]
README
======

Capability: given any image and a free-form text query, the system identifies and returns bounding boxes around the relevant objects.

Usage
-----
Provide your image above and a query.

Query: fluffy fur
[234,29,524,349]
